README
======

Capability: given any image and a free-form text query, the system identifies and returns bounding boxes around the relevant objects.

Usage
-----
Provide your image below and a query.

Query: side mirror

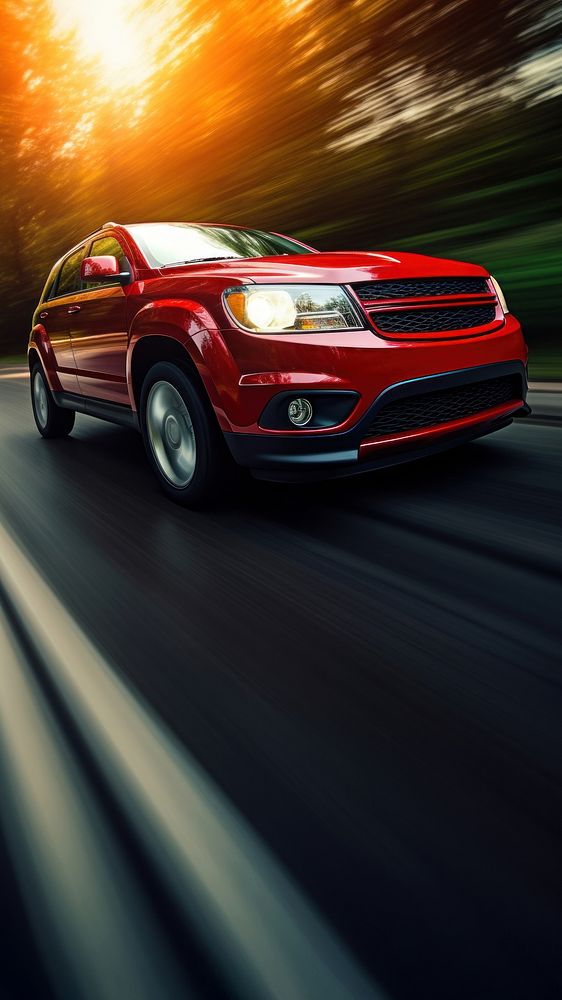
[81,255,130,284]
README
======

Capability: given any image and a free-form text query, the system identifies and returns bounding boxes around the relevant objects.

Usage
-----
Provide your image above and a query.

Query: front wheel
[140,362,228,507]
[30,363,75,438]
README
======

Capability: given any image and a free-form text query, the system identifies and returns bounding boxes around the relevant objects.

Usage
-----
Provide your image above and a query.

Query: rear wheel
[140,361,228,507]
[30,363,75,438]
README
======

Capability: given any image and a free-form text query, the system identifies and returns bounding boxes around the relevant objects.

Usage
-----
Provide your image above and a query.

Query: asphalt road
[1,370,562,999]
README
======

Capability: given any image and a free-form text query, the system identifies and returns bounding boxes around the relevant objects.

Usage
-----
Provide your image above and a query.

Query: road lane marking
[0,605,190,1000]
[0,522,385,1000]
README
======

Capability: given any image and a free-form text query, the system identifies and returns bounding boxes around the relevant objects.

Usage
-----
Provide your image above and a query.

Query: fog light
[288,397,313,427]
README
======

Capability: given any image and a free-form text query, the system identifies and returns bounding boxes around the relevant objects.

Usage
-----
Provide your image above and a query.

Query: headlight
[223,284,364,333]
[490,275,509,314]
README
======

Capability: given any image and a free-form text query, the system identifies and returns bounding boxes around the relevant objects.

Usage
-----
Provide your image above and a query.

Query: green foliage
[0,0,560,368]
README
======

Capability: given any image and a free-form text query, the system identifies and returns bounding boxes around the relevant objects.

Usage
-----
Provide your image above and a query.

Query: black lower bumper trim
[226,415,515,482]
[224,360,528,483]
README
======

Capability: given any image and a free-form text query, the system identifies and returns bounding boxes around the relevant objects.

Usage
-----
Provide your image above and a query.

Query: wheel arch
[28,331,62,392]
[28,345,42,374]
[130,333,202,406]
[128,301,240,431]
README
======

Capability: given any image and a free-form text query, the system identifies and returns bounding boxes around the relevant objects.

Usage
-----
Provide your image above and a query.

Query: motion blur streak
[0,607,189,1000]
[1,1,561,374]
[0,522,384,1000]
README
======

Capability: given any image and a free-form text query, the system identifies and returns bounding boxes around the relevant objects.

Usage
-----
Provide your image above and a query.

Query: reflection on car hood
[158,250,488,284]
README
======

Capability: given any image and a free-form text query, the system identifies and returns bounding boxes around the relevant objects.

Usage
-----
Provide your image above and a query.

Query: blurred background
[1,7,562,998]
[0,0,560,373]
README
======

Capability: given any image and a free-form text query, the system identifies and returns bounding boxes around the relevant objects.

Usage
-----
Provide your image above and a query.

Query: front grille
[366,375,521,438]
[354,277,489,301]
[372,304,496,335]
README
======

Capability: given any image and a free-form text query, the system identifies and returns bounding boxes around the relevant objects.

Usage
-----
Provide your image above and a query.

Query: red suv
[29,222,529,505]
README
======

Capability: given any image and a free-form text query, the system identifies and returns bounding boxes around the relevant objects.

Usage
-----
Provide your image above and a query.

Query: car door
[39,247,85,394]
[70,234,130,404]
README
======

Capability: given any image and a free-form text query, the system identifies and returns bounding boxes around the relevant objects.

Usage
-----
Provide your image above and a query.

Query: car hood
[157,250,489,284]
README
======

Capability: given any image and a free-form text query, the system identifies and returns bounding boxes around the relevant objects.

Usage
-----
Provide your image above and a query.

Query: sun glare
[52,0,152,82]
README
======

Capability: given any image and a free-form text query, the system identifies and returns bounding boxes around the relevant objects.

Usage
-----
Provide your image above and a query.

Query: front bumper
[224,360,529,482]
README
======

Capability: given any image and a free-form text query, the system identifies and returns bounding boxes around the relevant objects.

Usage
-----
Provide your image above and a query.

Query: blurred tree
[0,0,560,364]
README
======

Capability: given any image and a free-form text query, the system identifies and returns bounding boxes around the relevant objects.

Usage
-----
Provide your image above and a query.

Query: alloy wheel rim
[33,371,49,429]
[146,381,196,488]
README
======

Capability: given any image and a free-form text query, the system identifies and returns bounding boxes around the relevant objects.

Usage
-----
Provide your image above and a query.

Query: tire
[30,362,75,438]
[140,361,228,507]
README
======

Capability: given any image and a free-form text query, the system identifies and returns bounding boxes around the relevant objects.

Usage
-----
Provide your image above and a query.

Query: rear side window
[56,246,85,297]
[43,270,58,302]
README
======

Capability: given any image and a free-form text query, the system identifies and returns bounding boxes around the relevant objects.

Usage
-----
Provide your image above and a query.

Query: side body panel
[70,285,129,403]
[35,295,80,393]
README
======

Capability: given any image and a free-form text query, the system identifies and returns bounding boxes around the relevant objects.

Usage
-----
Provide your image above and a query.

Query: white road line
[528,382,562,392]
[0,523,386,1000]
[0,606,190,1000]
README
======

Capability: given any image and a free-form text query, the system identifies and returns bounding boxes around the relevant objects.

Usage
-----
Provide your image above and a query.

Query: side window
[43,270,58,302]
[56,247,85,298]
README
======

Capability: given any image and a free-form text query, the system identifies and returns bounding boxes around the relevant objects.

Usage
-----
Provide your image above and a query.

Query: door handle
[67,305,81,314]
[39,311,49,319]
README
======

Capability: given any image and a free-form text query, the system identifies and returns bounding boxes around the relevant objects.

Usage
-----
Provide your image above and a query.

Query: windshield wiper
[162,256,242,266]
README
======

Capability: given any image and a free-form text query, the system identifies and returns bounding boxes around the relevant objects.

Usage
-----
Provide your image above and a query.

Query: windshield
[127,223,316,268]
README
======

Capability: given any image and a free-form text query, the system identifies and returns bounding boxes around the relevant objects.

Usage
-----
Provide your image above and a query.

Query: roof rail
[79,221,122,244]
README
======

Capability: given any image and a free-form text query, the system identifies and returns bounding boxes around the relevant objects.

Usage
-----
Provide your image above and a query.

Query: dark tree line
[0,0,560,366]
